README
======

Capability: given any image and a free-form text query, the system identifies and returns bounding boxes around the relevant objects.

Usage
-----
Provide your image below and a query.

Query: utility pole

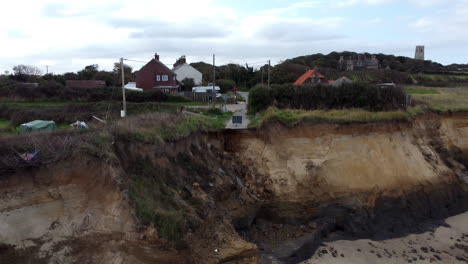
[46,66,49,75]
[120,58,126,117]
[261,67,264,86]
[212,54,216,106]
[268,60,271,89]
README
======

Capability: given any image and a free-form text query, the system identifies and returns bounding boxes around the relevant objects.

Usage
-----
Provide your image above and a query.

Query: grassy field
[1,101,89,106]
[414,74,468,80]
[406,88,440,94]
[250,107,410,128]
[410,86,468,112]
[0,119,11,135]
[113,111,230,144]
[248,86,468,128]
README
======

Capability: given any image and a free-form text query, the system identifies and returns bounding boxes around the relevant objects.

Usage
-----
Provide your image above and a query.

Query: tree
[12,65,42,81]
[180,78,195,91]
[216,79,236,93]
[113,62,133,85]
[78,64,99,80]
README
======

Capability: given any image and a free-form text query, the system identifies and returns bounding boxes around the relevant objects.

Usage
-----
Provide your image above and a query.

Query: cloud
[0,0,467,73]
[254,17,346,42]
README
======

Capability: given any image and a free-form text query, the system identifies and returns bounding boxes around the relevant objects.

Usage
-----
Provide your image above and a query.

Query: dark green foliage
[216,79,236,93]
[0,102,182,127]
[180,78,196,91]
[0,79,191,103]
[128,160,183,241]
[248,83,407,114]
[206,108,224,116]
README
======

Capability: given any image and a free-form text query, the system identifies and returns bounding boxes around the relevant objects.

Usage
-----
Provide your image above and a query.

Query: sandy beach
[303,212,468,264]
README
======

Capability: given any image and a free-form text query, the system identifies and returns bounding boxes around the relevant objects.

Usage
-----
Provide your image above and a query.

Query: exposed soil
[1,113,468,263]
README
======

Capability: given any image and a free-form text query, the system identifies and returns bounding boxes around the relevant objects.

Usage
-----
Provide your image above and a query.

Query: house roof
[173,63,202,75]
[293,70,326,85]
[141,59,177,75]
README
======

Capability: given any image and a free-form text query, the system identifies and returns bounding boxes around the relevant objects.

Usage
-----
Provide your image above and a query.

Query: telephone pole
[267,60,271,89]
[212,54,216,105]
[46,66,49,75]
[261,67,264,86]
[120,58,126,117]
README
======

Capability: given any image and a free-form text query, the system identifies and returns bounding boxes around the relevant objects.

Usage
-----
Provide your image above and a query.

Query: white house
[172,56,203,85]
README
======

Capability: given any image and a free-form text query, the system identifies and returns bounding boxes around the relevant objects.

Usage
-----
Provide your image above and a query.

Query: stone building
[339,55,379,71]
[415,45,425,60]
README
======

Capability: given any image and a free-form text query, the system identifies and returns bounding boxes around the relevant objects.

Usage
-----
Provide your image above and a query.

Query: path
[225,92,250,129]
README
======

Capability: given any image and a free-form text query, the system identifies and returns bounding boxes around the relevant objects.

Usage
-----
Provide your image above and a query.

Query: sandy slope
[303,212,468,264]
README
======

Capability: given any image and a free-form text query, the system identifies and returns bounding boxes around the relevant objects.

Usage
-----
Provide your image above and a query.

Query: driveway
[225,92,250,129]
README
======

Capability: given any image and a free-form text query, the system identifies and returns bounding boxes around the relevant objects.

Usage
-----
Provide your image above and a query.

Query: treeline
[7,63,134,87]
[248,83,407,114]
[192,52,468,88]
[0,78,189,103]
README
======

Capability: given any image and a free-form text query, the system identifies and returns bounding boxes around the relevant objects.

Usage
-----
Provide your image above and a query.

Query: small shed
[19,120,57,134]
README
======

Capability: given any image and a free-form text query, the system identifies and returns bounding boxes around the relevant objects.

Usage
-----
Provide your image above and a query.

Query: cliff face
[230,114,468,201]
[0,114,467,264]
[227,114,468,263]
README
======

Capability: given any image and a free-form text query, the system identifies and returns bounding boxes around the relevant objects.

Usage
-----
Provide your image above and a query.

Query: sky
[0,0,467,74]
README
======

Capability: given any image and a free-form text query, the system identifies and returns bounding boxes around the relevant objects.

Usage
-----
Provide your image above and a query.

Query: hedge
[248,83,407,114]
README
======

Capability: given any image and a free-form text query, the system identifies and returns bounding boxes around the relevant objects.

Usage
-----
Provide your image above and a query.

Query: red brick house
[136,53,179,93]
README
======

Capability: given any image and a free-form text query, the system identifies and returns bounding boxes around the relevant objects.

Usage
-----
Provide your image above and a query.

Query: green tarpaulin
[19,120,57,134]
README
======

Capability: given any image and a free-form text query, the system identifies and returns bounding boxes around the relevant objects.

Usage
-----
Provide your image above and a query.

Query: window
[156,75,160,81]
[162,75,168,81]
[173,76,176,81]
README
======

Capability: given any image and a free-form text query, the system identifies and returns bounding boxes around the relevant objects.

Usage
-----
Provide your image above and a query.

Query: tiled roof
[293,70,325,85]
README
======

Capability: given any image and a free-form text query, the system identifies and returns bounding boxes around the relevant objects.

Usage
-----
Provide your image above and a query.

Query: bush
[248,83,407,114]
[0,79,191,103]
[0,131,90,175]
[216,79,236,93]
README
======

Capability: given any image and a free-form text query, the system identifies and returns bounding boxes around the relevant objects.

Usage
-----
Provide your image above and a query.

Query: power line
[123,59,147,64]
[124,58,173,67]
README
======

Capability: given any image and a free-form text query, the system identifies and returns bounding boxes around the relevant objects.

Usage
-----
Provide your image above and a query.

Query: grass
[410,86,468,112]
[415,74,468,80]
[0,119,13,135]
[127,160,184,241]
[167,101,222,106]
[253,107,410,127]
[406,88,440,94]
[113,112,228,144]
[1,101,89,106]
[249,86,468,128]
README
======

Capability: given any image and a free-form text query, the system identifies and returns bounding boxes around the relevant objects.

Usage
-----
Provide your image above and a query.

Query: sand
[302,212,468,264]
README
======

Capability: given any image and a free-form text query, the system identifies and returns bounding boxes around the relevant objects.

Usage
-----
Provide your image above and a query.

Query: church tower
[415,45,425,60]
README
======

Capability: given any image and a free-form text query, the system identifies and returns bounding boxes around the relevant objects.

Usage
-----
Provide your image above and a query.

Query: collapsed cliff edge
[0,112,467,264]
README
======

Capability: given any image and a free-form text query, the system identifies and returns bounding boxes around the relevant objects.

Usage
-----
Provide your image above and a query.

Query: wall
[175,64,203,85]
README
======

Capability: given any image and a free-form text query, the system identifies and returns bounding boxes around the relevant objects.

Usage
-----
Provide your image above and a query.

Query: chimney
[154,53,160,61]
[173,56,187,68]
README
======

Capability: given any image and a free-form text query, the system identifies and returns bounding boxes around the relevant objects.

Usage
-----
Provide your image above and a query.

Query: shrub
[216,79,236,93]
[0,131,90,175]
[248,83,407,114]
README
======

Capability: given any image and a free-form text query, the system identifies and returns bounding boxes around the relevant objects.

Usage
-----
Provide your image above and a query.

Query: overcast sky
[1,0,467,74]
